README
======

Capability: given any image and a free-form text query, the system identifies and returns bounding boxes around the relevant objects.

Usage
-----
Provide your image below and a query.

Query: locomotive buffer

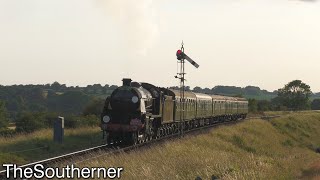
[175,42,199,136]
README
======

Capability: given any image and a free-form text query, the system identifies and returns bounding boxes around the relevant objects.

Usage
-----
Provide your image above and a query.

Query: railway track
[0,115,280,179]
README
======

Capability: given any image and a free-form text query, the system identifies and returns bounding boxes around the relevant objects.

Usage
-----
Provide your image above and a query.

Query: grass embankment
[0,127,102,168]
[77,111,320,179]
[247,110,293,118]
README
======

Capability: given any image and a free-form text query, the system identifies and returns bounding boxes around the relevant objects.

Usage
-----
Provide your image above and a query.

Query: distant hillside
[170,85,320,100]
[1,82,320,120]
[168,85,276,100]
[210,85,277,100]
[0,82,117,119]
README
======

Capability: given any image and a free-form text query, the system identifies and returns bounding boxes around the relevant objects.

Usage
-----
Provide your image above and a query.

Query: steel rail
[72,115,281,165]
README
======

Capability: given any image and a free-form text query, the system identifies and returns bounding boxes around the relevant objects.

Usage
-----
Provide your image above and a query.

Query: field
[0,127,102,168]
[72,111,320,179]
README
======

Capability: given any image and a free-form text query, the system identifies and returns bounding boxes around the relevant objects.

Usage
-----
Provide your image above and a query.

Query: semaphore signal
[176,49,199,68]
[175,41,200,137]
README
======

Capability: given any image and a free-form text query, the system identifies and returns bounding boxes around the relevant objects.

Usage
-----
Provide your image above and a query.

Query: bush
[80,115,100,127]
[15,112,45,133]
[0,100,9,130]
[64,116,80,128]
[257,100,271,111]
[14,111,100,132]
[311,99,320,110]
[43,112,59,128]
[0,129,16,137]
[248,99,258,113]
[64,115,99,128]
[82,98,105,116]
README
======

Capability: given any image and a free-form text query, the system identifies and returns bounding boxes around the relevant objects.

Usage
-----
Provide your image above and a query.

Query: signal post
[175,42,199,137]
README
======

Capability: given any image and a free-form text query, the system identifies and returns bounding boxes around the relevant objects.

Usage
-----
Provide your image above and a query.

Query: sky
[0,0,319,92]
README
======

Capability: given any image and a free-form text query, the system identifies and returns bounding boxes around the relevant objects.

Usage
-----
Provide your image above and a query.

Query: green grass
[0,127,103,168]
[247,110,289,118]
[73,111,320,179]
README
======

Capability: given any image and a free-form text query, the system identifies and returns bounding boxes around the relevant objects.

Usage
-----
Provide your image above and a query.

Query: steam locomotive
[100,78,248,145]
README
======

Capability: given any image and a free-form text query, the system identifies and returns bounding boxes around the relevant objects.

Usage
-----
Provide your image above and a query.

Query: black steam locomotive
[100,78,248,145]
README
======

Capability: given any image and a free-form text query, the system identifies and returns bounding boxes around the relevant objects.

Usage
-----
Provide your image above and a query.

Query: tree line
[0,82,111,135]
[248,80,320,113]
[0,80,320,134]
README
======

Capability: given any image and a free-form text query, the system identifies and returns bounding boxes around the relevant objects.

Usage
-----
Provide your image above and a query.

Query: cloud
[297,0,318,2]
[96,0,159,56]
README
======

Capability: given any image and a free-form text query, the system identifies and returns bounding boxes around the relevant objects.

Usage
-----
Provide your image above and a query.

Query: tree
[84,85,93,94]
[109,85,118,90]
[51,81,62,91]
[257,100,271,111]
[47,91,90,114]
[102,84,110,94]
[92,84,102,94]
[83,98,105,116]
[0,101,9,130]
[169,86,179,90]
[15,112,45,133]
[212,86,242,95]
[193,86,202,93]
[277,80,312,110]
[271,97,287,111]
[203,88,211,94]
[248,98,258,113]
[232,94,244,98]
[311,99,320,110]
[244,86,261,96]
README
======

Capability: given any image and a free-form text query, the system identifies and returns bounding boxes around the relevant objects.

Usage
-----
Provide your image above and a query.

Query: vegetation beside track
[78,111,320,179]
[0,127,102,169]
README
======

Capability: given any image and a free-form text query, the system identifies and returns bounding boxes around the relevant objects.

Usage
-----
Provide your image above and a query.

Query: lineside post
[54,116,64,143]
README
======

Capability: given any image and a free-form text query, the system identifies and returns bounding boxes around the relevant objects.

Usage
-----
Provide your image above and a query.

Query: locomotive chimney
[122,78,132,86]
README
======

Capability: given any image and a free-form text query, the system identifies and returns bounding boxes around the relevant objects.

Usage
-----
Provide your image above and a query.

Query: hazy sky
[0,0,319,92]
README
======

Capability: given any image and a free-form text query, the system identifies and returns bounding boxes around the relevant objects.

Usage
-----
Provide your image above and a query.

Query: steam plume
[97,0,159,56]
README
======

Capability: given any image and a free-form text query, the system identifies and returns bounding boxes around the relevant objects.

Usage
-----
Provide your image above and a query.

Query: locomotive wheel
[106,133,112,145]
[169,127,173,134]
[174,125,178,133]
[115,135,122,144]
[156,129,161,138]
[138,133,145,144]
[122,132,137,145]
[165,128,168,136]
[131,132,138,145]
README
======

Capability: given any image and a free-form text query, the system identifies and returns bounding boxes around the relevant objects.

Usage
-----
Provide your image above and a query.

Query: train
[100,78,248,145]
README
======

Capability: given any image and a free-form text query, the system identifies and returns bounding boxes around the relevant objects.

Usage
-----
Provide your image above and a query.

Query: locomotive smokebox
[122,78,132,86]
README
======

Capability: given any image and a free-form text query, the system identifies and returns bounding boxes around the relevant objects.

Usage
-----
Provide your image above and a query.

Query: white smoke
[299,0,317,2]
[97,0,159,56]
